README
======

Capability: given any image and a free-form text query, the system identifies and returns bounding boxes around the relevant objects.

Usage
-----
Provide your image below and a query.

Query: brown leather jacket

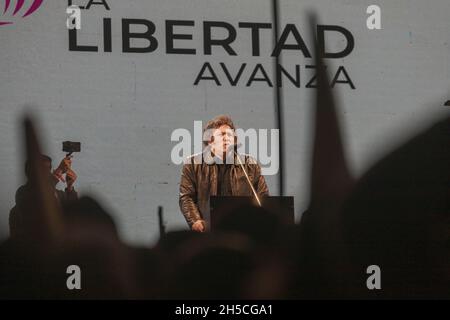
[179,151,269,228]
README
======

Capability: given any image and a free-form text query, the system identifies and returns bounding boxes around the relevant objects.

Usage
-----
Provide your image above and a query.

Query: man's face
[209,124,235,158]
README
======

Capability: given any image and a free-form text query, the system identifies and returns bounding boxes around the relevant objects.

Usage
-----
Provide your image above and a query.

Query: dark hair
[24,154,52,178]
[203,115,236,146]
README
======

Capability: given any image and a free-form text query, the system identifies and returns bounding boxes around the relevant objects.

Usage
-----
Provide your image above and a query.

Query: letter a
[171,128,192,165]
[66,265,81,290]
[366,265,381,290]
[366,5,381,30]
[66,5,81,30]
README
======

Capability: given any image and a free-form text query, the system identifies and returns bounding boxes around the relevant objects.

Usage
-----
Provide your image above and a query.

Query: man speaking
[179,115,269,232]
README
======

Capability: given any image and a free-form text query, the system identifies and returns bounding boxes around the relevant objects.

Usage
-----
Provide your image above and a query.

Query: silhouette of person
[9,154,78,238]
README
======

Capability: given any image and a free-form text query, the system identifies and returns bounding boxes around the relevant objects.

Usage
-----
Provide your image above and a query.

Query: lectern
[209,196,294,231]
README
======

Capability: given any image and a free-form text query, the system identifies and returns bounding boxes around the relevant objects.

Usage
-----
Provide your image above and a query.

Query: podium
[209,196,295,231]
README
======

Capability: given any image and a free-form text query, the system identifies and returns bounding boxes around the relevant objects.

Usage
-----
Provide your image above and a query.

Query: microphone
[225,141,242,150]
[221,142,242,161]
[218,141,262,206]
[233,150,262,207]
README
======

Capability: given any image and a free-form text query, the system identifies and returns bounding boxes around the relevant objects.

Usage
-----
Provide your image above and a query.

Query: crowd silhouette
[0,16,449,300]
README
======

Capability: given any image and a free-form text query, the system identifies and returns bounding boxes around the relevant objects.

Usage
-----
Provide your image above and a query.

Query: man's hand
[58,156,72,173]
[192,220,205,232]
[53,156,73,184]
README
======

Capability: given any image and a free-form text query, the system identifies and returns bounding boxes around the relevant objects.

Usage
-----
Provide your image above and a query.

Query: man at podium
[179,115,269,232]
